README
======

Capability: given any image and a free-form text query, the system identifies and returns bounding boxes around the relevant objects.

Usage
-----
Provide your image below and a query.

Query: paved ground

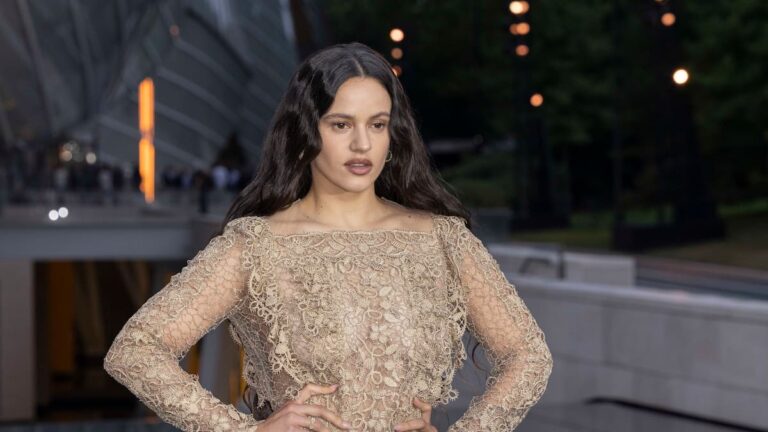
[1,402,763,432]
[519,401,766,432]
[0,419,177,432]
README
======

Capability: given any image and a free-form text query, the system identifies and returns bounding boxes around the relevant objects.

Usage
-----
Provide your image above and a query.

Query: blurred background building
[1,0,767,431]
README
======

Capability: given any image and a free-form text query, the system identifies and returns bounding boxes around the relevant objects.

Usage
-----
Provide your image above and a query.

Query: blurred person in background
[53,162,69,206]
[98,163,115,206]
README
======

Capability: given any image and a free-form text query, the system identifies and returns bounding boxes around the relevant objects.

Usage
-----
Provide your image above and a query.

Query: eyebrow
[321,111,390,120]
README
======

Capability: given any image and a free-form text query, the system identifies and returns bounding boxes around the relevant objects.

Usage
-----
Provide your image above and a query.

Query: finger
[295,382,339,404]
[291,403,352,430]
[412,397,432,421]
[286,411,327,432]
[393,418,427,431]
[412,397,432,411]
[299,414,331,432]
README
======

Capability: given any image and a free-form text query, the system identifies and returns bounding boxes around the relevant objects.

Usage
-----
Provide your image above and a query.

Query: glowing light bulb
[673,68,689,85]
[661,12,676,26]
[530,93,544,107]
[390,28,404,42]
[509,1,530,15]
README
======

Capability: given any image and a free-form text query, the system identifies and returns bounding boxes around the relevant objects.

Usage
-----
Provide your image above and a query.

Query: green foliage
[684,0,768,148]
[682,0,768,202]
[440,151,518,207]
[322,0,768,207]
[529,0,616,146]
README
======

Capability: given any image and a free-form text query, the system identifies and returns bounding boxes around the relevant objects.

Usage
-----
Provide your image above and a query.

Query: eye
[332,122,350,130]
[372,122,387,130]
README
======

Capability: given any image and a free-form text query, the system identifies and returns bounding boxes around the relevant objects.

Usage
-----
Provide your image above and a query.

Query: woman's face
[311,76,392,195]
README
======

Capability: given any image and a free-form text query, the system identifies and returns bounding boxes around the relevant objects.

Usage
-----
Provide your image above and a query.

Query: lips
[345,158,373,175]
[344,158,372,167]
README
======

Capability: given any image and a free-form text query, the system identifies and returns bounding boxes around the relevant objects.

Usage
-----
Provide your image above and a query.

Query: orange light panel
[138,78,155,203]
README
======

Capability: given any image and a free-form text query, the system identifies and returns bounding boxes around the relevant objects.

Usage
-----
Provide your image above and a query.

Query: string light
[673,68,689,85]
[530,93,544,107]
[661,12,676,26]
[389,28,404,42]
[515,22,530,35]
[509,1,530,15]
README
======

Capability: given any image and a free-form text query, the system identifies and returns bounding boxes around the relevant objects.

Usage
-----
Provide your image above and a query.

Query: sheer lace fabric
[104,214,553,431]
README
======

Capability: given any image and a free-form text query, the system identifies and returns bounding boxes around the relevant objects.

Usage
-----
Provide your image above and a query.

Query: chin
[333,177,378,194]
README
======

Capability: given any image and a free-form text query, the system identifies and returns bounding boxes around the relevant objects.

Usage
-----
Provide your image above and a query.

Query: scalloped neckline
[259,213,438,239]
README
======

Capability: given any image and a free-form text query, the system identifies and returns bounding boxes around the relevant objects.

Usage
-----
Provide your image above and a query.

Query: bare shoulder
[381,201,436,232]
[261,205,306,235]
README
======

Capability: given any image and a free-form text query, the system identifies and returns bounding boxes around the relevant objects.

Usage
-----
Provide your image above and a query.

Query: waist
[305,391,430,432]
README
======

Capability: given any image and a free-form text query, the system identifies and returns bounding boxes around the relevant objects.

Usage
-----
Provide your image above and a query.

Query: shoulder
[432,213,469,234]
[387,206,435,232]
[222,215,269,239]
[259,205,312,235]
[442,214,469,226]
[433,214,482,255]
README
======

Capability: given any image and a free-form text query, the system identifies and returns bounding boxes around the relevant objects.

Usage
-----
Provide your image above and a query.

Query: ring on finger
[308,415,316,430]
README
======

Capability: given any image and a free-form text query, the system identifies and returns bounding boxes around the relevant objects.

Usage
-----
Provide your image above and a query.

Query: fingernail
[342,421,351,428]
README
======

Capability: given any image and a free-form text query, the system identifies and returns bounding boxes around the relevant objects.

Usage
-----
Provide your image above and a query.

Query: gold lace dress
[103,213,553,431]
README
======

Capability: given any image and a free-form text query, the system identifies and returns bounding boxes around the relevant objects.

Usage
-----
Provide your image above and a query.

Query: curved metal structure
[0,0,319,170]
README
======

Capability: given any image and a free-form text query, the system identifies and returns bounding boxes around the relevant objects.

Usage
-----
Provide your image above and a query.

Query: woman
[103,42,553,432]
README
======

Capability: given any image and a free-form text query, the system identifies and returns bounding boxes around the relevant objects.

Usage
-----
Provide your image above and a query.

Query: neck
[295,189,391,229]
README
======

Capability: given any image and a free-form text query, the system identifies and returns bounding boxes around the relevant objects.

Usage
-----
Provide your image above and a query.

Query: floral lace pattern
[439,215,554,431]
[103,213,553,431]
[103,218,263,431]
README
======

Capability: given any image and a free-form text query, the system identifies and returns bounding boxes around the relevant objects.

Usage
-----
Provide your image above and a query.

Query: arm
[103,217,264,431]
[444,216,553,431]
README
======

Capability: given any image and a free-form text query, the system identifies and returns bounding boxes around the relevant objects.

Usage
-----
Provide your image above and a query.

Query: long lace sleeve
[444,216,553,431]
[103,217,264,431]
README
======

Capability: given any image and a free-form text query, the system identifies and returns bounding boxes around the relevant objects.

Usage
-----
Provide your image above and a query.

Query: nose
[350,125,372,153]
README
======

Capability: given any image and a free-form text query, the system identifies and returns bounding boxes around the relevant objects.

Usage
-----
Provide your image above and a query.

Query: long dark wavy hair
[217,41,485,420]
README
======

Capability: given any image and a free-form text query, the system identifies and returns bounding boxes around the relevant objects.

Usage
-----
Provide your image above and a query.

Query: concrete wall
[0,260,35,421]
[489,244,636,287]
[512,274,768,430]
